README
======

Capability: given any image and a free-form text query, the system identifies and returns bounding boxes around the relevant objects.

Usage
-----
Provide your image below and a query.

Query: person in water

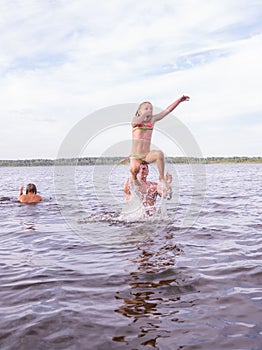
[124,162,172,207]
[130,96,189,190]
[18,183,43,203]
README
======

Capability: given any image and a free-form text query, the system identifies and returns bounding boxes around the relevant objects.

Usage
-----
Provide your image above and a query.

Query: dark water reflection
[112,237,199,349]
[0,164,261,350]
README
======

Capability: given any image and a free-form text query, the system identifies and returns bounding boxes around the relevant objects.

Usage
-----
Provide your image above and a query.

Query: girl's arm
[153,95,190,122]
[131,111,151,127]
[17,186,24,201]
[19,186,23,196]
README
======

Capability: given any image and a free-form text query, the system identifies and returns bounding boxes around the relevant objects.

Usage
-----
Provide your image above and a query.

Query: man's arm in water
[124,179,131,200]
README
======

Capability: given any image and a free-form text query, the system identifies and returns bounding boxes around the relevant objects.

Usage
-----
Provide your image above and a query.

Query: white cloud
[0,0,261,159]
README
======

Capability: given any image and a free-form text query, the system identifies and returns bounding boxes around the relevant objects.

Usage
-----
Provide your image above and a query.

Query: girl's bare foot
[159,176,172,199]
[159,177,170,190]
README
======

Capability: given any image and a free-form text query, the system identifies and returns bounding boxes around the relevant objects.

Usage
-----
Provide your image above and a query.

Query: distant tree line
[166,156,262,164]
[0,156,261,167]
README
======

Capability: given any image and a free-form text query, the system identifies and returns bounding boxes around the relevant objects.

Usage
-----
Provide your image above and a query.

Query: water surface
[0,164,261,349]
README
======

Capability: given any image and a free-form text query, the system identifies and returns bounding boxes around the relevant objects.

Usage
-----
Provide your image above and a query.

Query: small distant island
[0,156,261,167]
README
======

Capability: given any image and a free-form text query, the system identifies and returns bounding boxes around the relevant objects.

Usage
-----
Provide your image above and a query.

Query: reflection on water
[114,229,187,349]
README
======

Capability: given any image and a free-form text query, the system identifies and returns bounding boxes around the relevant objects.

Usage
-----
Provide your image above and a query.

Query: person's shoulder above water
[17,183,43,203]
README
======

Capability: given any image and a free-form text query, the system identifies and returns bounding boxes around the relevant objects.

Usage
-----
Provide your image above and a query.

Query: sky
[0,0,261,159]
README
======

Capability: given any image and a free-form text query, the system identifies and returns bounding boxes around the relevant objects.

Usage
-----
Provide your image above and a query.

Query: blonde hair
[135,101,152,116]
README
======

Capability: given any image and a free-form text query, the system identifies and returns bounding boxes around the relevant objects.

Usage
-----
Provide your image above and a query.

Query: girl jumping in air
[130,95,190,191]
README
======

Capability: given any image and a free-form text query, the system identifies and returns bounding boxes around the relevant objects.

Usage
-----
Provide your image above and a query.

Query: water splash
[77,183,169,226]
[119,182,169,223]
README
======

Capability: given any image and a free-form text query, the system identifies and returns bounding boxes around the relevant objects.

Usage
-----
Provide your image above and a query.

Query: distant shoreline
[0,156,261,167]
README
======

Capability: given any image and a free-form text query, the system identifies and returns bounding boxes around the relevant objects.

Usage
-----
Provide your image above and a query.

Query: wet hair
[135,101,152,116]
[139,161,149,170]
[26,183,37,194]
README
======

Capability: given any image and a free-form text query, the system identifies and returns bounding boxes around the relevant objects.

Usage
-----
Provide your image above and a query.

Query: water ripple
[0,164,261,350]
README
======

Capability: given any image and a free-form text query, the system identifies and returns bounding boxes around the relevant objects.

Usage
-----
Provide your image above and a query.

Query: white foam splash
[119,182,169,222]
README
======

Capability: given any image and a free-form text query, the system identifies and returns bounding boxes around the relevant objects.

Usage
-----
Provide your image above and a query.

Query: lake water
[0,163,261,350]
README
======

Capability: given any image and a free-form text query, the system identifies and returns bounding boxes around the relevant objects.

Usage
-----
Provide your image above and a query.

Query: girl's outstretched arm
[153,95,190,122]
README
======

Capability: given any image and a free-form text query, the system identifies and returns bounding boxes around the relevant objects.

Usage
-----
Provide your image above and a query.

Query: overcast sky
[0,0,261,159]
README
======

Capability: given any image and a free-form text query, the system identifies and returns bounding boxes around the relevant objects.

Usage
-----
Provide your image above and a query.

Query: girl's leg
[130,157,141,184]
[145,150,170,190]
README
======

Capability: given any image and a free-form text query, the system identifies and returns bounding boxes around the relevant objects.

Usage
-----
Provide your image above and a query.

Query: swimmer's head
[26,183,37,194]
[135,101,153,117]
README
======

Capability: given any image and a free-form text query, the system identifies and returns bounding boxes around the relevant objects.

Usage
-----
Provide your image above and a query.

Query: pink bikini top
[132,122,153,132]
